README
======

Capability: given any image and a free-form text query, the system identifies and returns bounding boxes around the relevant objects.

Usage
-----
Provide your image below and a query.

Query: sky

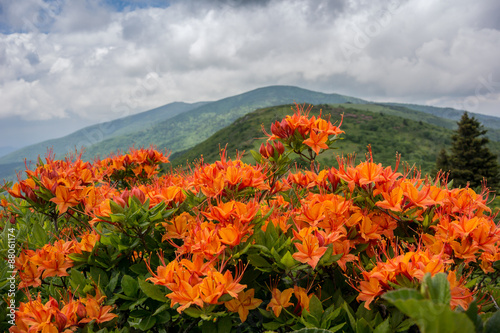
[1,0,500,149]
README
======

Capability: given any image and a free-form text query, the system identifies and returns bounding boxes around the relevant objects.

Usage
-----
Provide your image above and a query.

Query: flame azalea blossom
[356,245,473,310]
[10,294,116,332]
[303,130,329,155]
[225,289,263,322]
[50,185,80,214]
[292,232,328,269]
[267,288,294,317]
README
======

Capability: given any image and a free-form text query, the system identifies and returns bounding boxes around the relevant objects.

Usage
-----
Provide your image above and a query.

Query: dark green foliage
[437,112,500,191]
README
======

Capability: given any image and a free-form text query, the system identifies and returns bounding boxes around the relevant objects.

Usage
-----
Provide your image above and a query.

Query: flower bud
[274,141,285,156]
[55,312,68,331]
[131,187,146,204]
[315,230,325,247]
[266,142,275,158]
[76,302,87,318]
[259,143,268,158]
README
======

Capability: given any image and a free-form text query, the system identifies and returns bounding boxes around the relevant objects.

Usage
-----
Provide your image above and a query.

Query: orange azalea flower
[167,280,204,313]
[267,288,294,317]
[401,181,436,209]
[225,289,262,322]
[39,251,73,278]
[12,296,60,333]
[50,185,80,214]
[375,186,404,212]
[357,161,384,188]
[314,117,344,136]
[357,277,383,309]
[218,225,242,247]
[303,130,329,155]
[451,216,481,238]
[162,212,194,240]
[448,271,474,310]
[79,295,118,324]
[78,231,100,252]
[199,271,226,304]
[450,238,479,262]
[18,261,42,289]
[292,233,327,269]
[293,286,313,313]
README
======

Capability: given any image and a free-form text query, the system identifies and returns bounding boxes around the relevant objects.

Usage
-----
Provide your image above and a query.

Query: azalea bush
[1,104,500,332]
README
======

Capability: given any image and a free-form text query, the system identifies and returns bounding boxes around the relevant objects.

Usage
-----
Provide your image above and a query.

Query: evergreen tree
[435,148,450,174]
[437,112,500,190]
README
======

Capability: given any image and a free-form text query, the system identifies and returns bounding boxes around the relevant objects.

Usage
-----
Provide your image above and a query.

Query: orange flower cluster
[356,246,473,310]
[95,147,169,181]
[15,232,100,289]
[147,255,247,314]
[266,104,344,155]
[266,286,313,317]
[11,292,116,333]
[192,152,268,198]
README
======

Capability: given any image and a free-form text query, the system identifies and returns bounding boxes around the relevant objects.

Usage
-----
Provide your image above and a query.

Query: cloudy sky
[1,0,500,149]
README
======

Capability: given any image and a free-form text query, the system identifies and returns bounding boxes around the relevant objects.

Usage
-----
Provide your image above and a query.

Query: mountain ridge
[1,85,499,181]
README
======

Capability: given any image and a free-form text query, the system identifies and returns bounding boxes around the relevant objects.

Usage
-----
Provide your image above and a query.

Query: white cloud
[0,0,500,134]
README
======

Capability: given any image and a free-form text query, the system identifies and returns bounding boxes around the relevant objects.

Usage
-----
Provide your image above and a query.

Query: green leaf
[422,272,451,305]
[90,266,109,290]
[130,262,149,275]
[263,321,283,330]
[217,316,232,333]
[382,289,424,303]
[202,321,217,333]
[138,317,156,331]
[247,254,272,268]
[329,323,346,333]
[308,295,323,321]
[153,303,171,316]
[183,307,203,318]
[374,318,391,333]
[138,278,169,302]
[250,150,263,163]
[121,275,139,297]
[109,200,124,214]
[385,297,475,333]
[342,302,356,330]
[356,317,372,333]
[154,309,171,324]
[107,272,120,293]
[485,311,500,333]
[69,269,87,296]
[464,300,482,332]
[280,251,297,269]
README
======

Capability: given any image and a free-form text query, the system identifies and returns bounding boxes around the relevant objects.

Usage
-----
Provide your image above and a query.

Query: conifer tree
[436,112,500,190]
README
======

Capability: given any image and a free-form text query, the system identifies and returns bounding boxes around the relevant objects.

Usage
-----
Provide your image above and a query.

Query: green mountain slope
[381,103,500,141]
[0,101,205,165]
[82,86,368,159]
[384,103,500,129]
[171,104,500,175]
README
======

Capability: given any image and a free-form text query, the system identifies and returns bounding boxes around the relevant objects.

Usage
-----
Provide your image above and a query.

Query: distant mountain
[1,85,500,182]
[0,101,206,165]
[171,103,500,175]
[82,85,368,160]
[382,103,500,129]
[0,146,17,158]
